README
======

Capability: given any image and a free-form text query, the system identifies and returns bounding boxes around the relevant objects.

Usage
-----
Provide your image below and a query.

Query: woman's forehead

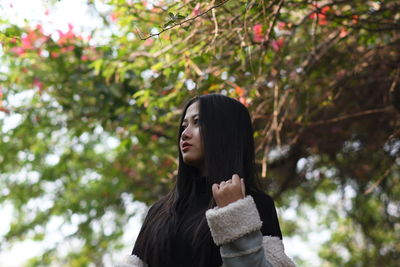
[184,102,199,120]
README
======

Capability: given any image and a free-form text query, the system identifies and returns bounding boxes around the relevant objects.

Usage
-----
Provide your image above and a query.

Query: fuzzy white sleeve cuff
[263,236,296,267]
[114,254,146,267]
[205,196,263,246]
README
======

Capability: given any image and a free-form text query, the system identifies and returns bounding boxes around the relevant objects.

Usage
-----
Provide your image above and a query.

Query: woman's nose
[181,127,191,140]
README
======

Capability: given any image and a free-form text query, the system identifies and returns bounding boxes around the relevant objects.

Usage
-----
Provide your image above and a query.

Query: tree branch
[137,0,232,40]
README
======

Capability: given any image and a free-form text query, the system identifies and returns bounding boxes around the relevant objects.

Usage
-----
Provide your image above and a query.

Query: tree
[0,0,399,266]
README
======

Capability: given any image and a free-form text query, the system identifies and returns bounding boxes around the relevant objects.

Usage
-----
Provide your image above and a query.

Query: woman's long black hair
[133,94,262,266]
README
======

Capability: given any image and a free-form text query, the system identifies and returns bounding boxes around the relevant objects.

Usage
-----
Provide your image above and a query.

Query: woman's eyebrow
[183,114,199,122]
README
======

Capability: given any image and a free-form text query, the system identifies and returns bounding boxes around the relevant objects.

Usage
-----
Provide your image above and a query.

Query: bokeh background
[0,0,399,266]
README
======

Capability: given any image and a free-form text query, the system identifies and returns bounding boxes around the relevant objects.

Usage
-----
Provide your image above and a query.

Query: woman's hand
[212,174,246,207]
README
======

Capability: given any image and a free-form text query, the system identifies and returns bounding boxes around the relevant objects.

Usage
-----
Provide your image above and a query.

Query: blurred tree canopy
[0,0,399,266]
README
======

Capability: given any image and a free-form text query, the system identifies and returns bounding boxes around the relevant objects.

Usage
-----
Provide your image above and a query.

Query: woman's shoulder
[143,195,170,219]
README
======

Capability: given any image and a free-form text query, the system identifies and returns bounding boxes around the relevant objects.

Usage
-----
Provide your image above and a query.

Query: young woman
[118,94,295,267]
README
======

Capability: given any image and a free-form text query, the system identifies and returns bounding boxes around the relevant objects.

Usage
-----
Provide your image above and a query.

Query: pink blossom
[144,38,154,46]
[57,24,76,45]
[81,55,89,61]
[339,28,348,38]
[35,24,44,34]
[10,47,25,56]
[239,97,248,107]
[45,9,50,16]
[21,36,33,50]
[192,3,201,16]
[278,22,286,30]
[51,52,59,58]
[253,24,264,43]
[33,78,43,91]
[68,23,74,31]
[111,12,119,22]
[336,70,346,79]
[271,37,284,51]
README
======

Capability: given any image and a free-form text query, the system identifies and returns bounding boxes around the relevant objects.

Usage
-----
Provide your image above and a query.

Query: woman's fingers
[232,174,240,185]
[241,178,245,197]
[212,183,220,197]
[212,174,246,207]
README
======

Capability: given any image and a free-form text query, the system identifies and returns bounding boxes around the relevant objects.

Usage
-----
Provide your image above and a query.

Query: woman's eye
[181,125,187,130]
[194,118,199,124]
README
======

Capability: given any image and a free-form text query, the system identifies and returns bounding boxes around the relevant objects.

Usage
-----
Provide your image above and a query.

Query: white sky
[1,0,104,36]
[0,0,336,266]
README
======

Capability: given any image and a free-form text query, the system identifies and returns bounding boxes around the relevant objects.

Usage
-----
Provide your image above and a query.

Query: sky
[0,0,338,266]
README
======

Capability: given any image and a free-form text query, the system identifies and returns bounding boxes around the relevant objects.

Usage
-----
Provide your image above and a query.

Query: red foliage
[309,5,330,25]
[352,15,359,24]
[0,107,10,114]
[235,86,245,97]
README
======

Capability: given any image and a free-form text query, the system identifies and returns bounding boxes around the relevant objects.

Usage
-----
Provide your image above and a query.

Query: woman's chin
[183,157,203,169]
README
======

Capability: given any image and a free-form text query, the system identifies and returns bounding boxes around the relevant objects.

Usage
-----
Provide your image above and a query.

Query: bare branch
[309,107,393,126]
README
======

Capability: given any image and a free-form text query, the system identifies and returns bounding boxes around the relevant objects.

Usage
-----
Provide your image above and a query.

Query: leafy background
[0,0,399,266]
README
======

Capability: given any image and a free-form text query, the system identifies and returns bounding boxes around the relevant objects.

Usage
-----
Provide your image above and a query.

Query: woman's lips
[181,144,192,152]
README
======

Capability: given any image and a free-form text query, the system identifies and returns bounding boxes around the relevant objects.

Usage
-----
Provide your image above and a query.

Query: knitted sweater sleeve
[205,196,296,267]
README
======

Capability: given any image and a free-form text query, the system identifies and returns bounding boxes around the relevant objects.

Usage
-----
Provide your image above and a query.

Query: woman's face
[180,101,205,173]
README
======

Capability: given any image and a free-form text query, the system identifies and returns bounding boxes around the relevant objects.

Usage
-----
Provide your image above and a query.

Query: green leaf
[163,21,174,28]
[176,14,186,20]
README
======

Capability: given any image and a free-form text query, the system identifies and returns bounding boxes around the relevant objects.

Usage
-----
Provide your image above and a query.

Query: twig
[211,1,219,44]
[138,0,232,40]
[364,168,392,194]
[272,83,281,147]
[389,68,400,95]
[264,0,285,44]
[309,107,392,126]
